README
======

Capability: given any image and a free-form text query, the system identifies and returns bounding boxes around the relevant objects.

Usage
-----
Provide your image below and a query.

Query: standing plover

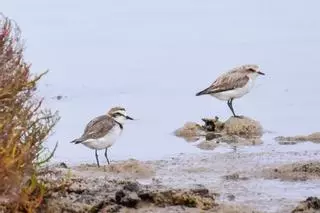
[196,64,265,117]
[71,107,134,167]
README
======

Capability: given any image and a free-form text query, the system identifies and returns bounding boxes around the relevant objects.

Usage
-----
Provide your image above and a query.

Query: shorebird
[71,107,134,167]
[196,64,265,117]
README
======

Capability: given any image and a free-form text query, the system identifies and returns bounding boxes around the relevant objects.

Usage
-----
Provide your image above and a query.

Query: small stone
[292,197,320,212]
[224,173,240,181]
[226,194,236,201]
[115,190,141,208]
[59,162,68,168]
[123,182,140,192]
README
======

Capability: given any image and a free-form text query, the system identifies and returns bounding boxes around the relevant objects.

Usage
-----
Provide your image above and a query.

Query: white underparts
[81,125,123,150]
[211,78,255,101]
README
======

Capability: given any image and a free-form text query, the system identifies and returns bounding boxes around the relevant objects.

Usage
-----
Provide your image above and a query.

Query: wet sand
[43,146,320,213]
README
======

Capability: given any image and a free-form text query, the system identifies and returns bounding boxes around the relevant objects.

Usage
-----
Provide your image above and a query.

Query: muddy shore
[40,151,320,213]
[37,117,320,213]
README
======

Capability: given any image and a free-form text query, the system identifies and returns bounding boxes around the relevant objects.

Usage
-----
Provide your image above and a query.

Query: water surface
[2,0,320,164]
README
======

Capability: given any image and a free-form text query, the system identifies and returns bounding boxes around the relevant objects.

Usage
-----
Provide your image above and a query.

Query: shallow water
[3,1,320,212]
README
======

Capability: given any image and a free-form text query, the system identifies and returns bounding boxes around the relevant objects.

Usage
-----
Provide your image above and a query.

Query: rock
[205,132,222,141]
[197,135,262,150]
[202,117,224,132]
[123,182,140,192]
[197,140,220,150]
[224,173,240,181]
[275,132,320,144]
[222,117,263,138]
[292,197,320,213]
[38,165,219,212]
[223,173,249,181]
[104,159,155,179]
[137,188,217,210]
[259,161,320,181]
[115,190,141,208]
[97,204,121,213]
[190,184,209,196]
[216,135,262,145]
[174,116,263,147]
[51,95,66,100]
[59,162,68,168]
[173,122,205,141]
[226,194,236,201]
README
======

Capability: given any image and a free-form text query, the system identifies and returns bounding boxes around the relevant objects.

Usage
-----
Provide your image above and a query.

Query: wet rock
[213,204,262,213]
[205,132,222,141]
[292,197,320,213]
[278,141,298,145]
[222,116,263,138]
[275,132,320,144]
[39,165,219,212]
[223,173,248,181]
[202,117,224,132]
[173,122,205,141]
[216,135,262,145]
[115,190,141,208]
[224,173,240,181]
[51,95,67,100]
[94,203,121,213]
[174,116,263,148]
[226,194,236,201]
[59,162,68,168]
[123,182,140,192]
[103,159,155,179]
[137,188,217,210]
[190,185,209,196]
[260,161,320,181]
[197,140,220,150]
[197,135,262,150]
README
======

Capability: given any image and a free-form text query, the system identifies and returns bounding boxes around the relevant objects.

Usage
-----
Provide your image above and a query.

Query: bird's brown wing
[80,115,116,141]
[196,72,249,95]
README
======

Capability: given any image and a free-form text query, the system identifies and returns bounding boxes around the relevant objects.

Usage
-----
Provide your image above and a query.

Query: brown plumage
[196,65,257,96]
[195,64,264,117]
[71,106,126,144]
[72,115,119,144]
[70,106,134,167]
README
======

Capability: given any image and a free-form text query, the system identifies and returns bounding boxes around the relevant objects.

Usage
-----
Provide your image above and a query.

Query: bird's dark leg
[95,149,100,167]
[227,98,237,117]
[105,148,110,165]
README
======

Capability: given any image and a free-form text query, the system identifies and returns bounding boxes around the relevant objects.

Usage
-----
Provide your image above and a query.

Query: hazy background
[2,0,320,164]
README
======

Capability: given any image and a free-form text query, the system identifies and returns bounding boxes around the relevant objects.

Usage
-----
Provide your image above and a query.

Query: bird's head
[108,106,134,124]
[242,64,265,77]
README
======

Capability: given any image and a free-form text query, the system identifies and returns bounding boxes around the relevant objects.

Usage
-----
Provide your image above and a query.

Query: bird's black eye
[248,68,256,72]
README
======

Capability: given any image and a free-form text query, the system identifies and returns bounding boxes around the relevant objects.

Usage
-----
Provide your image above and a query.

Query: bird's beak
[258,71,265,75]
[126,115,134,120]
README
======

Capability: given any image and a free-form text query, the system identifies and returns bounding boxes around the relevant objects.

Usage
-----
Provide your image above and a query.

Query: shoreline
[41,149,320,213]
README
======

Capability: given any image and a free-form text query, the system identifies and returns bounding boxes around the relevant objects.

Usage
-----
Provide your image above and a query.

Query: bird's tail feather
[196,87,211,96]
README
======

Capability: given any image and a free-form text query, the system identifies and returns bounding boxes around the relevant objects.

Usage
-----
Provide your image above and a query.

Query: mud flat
[275,132,320,145]
[38,147,320,213]
[258,161,320,181]
[39,160,259,213]
[37,117,320,213]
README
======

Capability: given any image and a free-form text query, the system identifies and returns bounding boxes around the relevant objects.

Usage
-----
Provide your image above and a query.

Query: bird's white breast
[82,125,123,150]
[211,78,254,101]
